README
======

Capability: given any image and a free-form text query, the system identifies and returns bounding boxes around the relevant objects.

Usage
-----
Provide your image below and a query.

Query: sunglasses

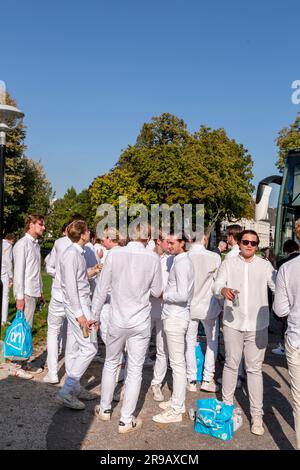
[241,239,258,247]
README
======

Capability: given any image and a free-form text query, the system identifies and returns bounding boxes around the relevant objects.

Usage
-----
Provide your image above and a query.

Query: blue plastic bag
[3,310,33,359]
[195,398,235,441]
[195,342,204,383]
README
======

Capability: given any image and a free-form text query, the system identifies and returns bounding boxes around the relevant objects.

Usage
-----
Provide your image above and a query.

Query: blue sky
[1,0,299,203]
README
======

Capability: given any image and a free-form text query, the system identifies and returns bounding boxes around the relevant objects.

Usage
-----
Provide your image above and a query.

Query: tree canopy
[4,94,53,236]
[90,113,254,228]
[276,113,300,171]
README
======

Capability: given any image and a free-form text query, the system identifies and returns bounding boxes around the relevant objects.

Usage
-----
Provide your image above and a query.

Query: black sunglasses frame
[241,239,258,247]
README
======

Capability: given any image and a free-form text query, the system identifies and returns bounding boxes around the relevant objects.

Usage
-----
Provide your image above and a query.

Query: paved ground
[0,324,297,451]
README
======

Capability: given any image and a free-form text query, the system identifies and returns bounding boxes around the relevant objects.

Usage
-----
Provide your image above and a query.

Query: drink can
[90,324,98,343]
[232,290,239,307]
[82,324,89,338]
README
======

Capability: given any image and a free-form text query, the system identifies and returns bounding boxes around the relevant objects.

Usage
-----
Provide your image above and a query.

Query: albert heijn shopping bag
[3,310,33,359]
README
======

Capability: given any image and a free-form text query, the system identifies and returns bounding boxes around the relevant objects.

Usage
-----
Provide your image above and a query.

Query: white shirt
[225,243,240,259]
[60,243,90,318]
[13,233,42,299]
[188,243,221,320]
[150,252,174,319]
[92,241,162,329]
[45,236,72,299]
[214,255,276,331]
[1,239,13,279]
[162,252,195,322]
[273,256,300,349]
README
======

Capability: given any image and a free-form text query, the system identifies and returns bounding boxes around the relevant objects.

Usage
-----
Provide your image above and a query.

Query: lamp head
[0,80,24,131]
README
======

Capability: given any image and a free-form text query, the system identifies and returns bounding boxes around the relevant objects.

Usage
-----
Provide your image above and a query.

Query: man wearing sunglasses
[214,230,276,436]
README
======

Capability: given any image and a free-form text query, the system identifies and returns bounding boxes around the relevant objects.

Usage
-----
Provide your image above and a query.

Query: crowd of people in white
[1,214,300,448]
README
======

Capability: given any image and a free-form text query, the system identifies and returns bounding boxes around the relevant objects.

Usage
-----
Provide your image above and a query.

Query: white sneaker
[186,380,197,392]
[77,387,98,401]
[43,373,59,384]
[271,343,285,355]
[8,368,33,380]
[94,405,112,421]
[251,416,265,436]
[118,417,142,434]
[55,390,85,410]
[151,384,165,402]
[200,380,219,393]
[143,356,154,368]
[159,400,186,413]
[152,408,183,424]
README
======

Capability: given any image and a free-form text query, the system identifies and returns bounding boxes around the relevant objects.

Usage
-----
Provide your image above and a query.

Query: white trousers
[163,317,189,413]
[185,317,219,382]
[62,303,97,394]
[46,297,66,376]
[222,325,268,418]
[1,274,9,324]
[100,320,151,424]
[285,335,300,450]
[151,317,168,387]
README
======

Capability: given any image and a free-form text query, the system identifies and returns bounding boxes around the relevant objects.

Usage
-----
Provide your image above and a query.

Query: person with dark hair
[273,220,300,450]
[272,239,299,356]
[152,233,194,425]
[55,220,98,410]
[1,233,16,325]
[225,224,243,259]
[214,229,276,436]
[11,215,45,379]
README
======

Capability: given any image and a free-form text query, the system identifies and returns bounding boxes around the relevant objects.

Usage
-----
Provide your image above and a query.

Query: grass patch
[0,271,52,348]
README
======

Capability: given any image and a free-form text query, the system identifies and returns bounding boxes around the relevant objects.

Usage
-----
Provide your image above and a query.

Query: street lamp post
[0,87,24,337]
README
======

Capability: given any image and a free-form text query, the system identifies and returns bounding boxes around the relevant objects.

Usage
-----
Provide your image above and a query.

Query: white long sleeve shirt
[13,233,42,299]
[214,255,276,331]
[162,252,194,322]
[273,256,300,349]
[150,253,174,319]
[60,243,91,318]
[1,240,13,279]
[189,243,221,320]
[92,241,162,329]
[45,236,72,297]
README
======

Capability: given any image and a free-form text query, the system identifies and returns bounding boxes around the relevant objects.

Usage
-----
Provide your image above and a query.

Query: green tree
[89,113,254,231]
[276,113,300,171]
[4,94,53,235]
[47,187,94,239]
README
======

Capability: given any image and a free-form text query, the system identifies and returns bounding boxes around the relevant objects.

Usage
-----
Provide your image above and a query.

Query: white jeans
[151,317,168,387]
[46,297,66,376]
[285,335,300,450]
[222,325,268,418]
[1,274,9,324]
[185,317,219,383]
[163,317,189,413]
[62,302,97,395]
[100,320,151,424]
